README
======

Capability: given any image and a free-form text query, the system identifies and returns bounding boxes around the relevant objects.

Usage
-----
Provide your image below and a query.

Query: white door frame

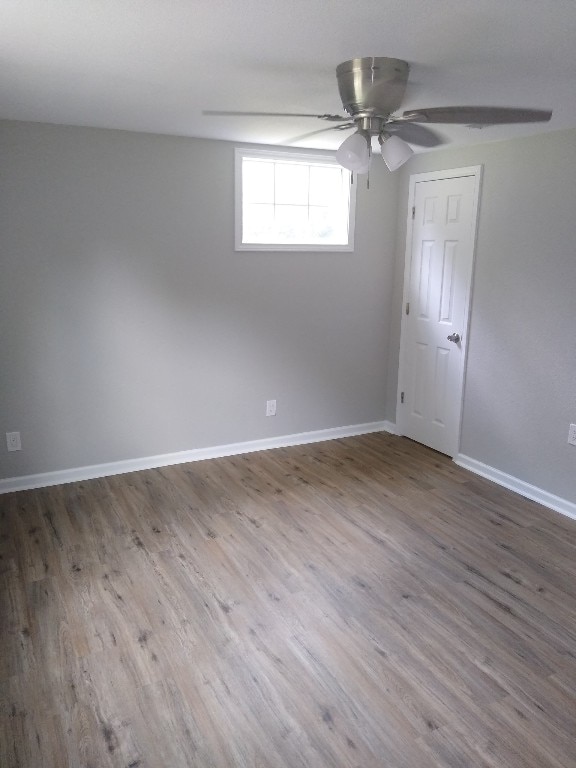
[397,165,483,456]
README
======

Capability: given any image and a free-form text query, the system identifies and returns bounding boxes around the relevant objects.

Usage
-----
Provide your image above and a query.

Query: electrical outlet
[266,399,277,417]
[568,424,576,446]
[6,431,22,451]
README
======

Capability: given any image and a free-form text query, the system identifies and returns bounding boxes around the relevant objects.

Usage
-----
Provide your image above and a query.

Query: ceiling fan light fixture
[336,130,371,173]
[380,133,414,171]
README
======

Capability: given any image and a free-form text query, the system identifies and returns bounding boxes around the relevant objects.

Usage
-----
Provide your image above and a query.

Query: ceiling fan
[204,56,552,173]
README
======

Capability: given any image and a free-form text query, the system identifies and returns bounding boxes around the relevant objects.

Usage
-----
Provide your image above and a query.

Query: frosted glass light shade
[353,155,371,175]
[381,134,413,171]
[336,131,370,172]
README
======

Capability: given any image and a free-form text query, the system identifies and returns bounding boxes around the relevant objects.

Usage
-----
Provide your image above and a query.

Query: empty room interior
[1,1,576,766]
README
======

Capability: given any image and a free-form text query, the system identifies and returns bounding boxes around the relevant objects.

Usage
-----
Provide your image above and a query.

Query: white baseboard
[454,454,576,521]
[0,420,397,495]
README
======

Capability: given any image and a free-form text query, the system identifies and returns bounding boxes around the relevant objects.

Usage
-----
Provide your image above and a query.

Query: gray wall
[389,128,576,502]
[2,119,574,506]
[0,120,399,479]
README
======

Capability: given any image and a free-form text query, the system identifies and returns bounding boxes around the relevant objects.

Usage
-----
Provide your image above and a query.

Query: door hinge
[400,392,405,404]
[412,206,415,219]
[405,302,410,315]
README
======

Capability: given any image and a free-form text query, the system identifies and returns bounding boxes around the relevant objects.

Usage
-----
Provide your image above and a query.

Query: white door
[397,167,481,457]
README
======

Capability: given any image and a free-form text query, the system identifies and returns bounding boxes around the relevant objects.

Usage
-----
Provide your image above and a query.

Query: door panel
[398,170,480,457]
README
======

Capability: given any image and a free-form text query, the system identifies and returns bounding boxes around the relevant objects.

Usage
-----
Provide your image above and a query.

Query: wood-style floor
[1,433,576,767]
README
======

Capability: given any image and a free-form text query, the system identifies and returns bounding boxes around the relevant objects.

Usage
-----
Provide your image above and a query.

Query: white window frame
[234,147,357,252]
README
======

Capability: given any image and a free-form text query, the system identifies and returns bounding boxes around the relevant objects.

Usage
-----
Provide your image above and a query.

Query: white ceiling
[1,0,575,152]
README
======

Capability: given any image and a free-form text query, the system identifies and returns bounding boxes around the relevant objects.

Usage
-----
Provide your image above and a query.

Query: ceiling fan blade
[288,123,355,144]
[401,106,553,125]
[386,121,445,147]
[203,110,349,122]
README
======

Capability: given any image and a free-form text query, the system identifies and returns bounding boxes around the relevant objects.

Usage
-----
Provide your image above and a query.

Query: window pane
[243,203,275,242]
[274,163,309,205]
[243,160,274,203]
[309,165,343,207]
[274,204,309,243]
[309,206,348,243]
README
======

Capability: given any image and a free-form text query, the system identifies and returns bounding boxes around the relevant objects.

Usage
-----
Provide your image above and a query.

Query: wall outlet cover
[6,431,22,451]
[568,423,576,446]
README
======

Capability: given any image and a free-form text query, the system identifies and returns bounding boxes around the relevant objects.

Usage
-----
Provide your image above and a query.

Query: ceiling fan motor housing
[336,57,410,127]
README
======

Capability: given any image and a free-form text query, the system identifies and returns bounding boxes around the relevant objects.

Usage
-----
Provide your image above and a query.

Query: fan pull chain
[367,142,371,189]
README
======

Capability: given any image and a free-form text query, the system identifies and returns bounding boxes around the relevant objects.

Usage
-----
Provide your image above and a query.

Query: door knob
[447,332,461,343]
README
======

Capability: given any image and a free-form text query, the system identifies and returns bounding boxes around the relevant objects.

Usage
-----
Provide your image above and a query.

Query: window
[235,148,356,251]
